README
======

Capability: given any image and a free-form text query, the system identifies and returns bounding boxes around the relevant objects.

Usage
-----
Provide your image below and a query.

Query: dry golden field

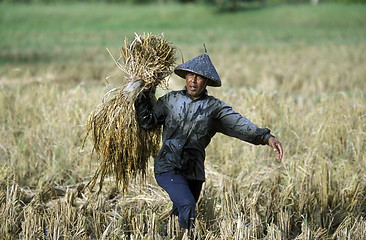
[1,3,366,239]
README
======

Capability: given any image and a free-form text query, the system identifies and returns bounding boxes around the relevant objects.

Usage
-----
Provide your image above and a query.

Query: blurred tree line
[1,0,365,10]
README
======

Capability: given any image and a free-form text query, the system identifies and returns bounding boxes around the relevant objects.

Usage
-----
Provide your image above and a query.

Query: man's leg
[155,172,201,229]
[188,179,203,203]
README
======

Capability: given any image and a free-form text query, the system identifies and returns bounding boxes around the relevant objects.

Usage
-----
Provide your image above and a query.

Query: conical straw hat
[174,53,221,87]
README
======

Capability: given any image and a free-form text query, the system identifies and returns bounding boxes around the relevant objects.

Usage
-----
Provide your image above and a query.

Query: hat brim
[174,69,222,87]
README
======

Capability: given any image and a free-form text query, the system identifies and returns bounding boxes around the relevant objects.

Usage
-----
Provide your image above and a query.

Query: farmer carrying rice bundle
[134,52,283,234]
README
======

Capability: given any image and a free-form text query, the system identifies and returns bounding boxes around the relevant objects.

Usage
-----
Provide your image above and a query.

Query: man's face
[185,72,207,100]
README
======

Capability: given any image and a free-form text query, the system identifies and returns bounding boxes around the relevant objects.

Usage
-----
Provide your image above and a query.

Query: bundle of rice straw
[83,33,176,192]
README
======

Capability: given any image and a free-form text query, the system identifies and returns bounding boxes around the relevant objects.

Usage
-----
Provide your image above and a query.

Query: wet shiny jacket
[135,88,273,181]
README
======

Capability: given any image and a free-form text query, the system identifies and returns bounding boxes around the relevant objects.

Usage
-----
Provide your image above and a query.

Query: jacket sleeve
[135,91,165,130]
[214,102,273,145]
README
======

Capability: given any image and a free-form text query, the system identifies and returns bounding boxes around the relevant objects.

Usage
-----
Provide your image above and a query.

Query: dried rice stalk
[83,33,176,192]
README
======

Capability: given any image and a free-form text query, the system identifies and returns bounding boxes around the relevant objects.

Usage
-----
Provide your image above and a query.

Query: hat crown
[174,53,221,87]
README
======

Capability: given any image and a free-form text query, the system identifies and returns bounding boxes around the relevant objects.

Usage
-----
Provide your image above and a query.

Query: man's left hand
[268,137,283,161]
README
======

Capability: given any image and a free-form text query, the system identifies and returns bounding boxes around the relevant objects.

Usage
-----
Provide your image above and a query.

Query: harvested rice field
[0,3,365,239]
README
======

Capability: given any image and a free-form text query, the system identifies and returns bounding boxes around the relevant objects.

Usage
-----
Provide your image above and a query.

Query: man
[135,53,283,231]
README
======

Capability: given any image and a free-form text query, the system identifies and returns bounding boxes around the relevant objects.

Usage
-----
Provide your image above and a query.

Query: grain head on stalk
[83,33,176,192]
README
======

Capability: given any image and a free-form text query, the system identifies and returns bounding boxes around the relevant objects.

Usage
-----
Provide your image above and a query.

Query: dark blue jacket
[135,88,272,181]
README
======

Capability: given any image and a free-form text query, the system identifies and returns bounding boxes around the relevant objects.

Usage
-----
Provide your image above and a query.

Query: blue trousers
[155,171,203,229]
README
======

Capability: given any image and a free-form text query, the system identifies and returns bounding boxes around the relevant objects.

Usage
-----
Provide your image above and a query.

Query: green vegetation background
[2,3,365,64]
